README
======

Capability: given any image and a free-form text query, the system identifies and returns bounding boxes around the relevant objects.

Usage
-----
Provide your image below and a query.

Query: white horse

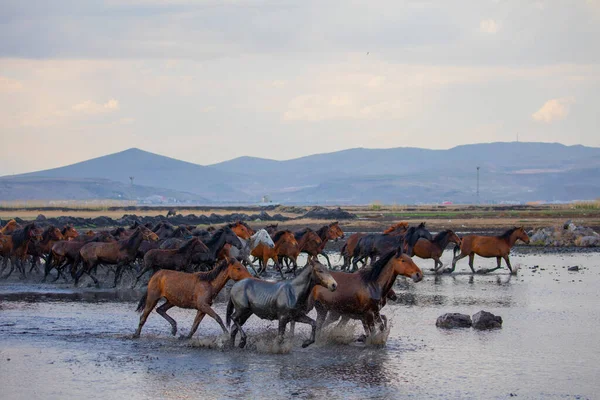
[229,229,274,274]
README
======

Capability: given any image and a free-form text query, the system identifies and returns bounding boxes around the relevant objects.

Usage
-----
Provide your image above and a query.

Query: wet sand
[1,250,599,399]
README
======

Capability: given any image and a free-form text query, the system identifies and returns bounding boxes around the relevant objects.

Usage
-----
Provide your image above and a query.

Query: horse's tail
[136,291,148,313]
[226,297,234,328]
[453,242,461,258]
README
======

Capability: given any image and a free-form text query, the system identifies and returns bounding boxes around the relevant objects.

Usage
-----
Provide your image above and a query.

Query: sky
[1,0,599,175]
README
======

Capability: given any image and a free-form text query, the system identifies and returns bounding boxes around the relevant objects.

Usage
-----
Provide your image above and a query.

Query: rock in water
[436,313,472,329]
[568,266,580,271]
[472,311,502,330]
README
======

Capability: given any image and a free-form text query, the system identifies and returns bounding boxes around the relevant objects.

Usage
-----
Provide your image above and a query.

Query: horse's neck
[289,267,314,304]
[123,231,143,253]
[434,234,450,250]
[507,233,519,247]
[375,263,396,295]
[209,267,231,297]
[207,232,225,257]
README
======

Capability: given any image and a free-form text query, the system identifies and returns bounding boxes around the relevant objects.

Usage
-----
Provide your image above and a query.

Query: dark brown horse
[27,225,65,274]
[412,229,462,273]
[61,226,80,241]
[134,259,252,339]
[0,223,41,279]
[279,228,322,273]
[315,222,345,267]
[311,249,423,337]
[76,227,159,287]
[448,226,530,274]
[340,222,407,270]
[133,237,210,287]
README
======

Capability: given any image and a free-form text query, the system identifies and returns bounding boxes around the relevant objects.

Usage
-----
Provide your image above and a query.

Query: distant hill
[2,142,600,204]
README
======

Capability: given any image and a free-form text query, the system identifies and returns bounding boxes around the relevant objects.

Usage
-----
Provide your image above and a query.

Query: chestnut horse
[0,223,41,279]
[311,249,423,337]
[412,229,462,273]
[448,226,530,274]
[0,219,20,234]
[315,222,345,267]
[279,228,322,273]
[134,259,252,339]
[251,230,299,279]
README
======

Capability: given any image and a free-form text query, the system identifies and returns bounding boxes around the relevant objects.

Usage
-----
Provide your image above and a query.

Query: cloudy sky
[1,0,599,175]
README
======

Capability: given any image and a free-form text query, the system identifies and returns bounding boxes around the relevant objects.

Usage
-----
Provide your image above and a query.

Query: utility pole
[476,166,480,205]
[129,176,135,186]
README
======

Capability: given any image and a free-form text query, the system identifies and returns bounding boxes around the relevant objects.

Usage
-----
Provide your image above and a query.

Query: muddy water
[1,251,599,399]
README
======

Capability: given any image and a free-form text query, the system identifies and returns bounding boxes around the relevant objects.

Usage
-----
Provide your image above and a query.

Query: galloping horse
[448,226,530,274]
[251,230,299,278]
[27,225,65,273]
[226,259,338,349]
[315,222,345,267]
[76,227,159,287]
[0,223,41,279]
[190,226,243,269]
[133,237,210,287]
[279,228,322,273]
[412,229,461,273]
[227,229,275,275]
[134,259,252,339]
[311,249,423,338]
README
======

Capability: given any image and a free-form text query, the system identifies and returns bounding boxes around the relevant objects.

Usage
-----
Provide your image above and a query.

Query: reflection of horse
[412,229,462,273]
[315,222,345,267]
[226,259,337,349]
[311,249,423,337]
[448,227,530,274]
[134,259,251,338]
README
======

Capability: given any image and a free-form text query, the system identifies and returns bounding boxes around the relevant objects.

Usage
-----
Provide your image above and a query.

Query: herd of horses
[0,217,531,347]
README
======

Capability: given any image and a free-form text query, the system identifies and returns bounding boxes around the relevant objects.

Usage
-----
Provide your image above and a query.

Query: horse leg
[112,264,124,288]
[446,252,467,273]
[133,294,161,338]
[503,255,514,274]
[315,303,328,332]
[197,304,228,334]
[319,252,332,268]
[186,311,206,339]
[277,316,290,345]
[230,310,252,348]
[468,253,476,274]
[293,314,318,348]
[156,301,178,336]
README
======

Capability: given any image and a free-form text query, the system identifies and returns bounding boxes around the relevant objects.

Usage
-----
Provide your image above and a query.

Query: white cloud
[72,99,120,114]
[480,19,500,34]
[532,97,575,123]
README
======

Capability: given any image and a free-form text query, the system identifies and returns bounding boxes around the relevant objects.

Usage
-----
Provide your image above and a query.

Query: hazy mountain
[3,142,599,204]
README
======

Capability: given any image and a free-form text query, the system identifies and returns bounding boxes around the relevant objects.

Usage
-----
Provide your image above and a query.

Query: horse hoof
[301,340,313,348]
[357,335,366,343]
[239,341,246,349]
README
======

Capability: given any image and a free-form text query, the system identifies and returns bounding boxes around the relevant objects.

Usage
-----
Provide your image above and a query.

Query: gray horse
[226,259,337,349]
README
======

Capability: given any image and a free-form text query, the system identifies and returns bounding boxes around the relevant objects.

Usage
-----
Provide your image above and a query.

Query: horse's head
[227,259,252,281]
[265,223,278,235]
[48,227,64,241]
[62,226,79,240]
[223,227,243,249]
[230,221,252,240]
[30,226,44,242]
[275,230,299,249]
[2,219,19,234]
[327,222,345,241]
[448,230,462,246]
[391,248,423,283]
[515,226,530,244]
[253,229,275,248]
[191,237,209,253]
[309,259,337,291]
[141,227,159,242]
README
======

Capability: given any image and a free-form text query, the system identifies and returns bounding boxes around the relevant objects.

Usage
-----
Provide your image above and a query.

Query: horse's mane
[265,223,278,230]
[129,221,141,229]
[177,237,198,253]
[433,230,451,244]
[11,223,36,248]
[196,259,229,282]
[152,222,168,233]
[499,227,519,240]
[316,225,329,238]
[61,226,72,235]
[122,228,142,248]
[42,225,58,240]
[383,222,408,234]
[171,226,190,237]
[272,230,292,242]
[112,227,126,236]
[358,250,397,283]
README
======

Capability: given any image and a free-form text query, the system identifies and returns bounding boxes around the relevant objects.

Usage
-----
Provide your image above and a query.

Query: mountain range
[1,142,599,204]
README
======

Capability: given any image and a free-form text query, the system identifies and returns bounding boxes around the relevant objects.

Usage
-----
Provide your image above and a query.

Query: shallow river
[1,250,599,399]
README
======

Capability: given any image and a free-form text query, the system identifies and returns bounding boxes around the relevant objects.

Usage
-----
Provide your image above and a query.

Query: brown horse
[315,222,345,267]
[251,230,299,279]
[448,226,530,274]
[311,249,423,337]
[279,228,322,273]
[45,232,115,282]
[0,223,42,279]
[228,221,254,239]
[412,229,462,273]
[133,259,252,338]
[383,221,409,234]
[133,237,210,287]
[77,227,159,287]
[0,219,20,234]
[27,225,65,274]
[61,226,79,241]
